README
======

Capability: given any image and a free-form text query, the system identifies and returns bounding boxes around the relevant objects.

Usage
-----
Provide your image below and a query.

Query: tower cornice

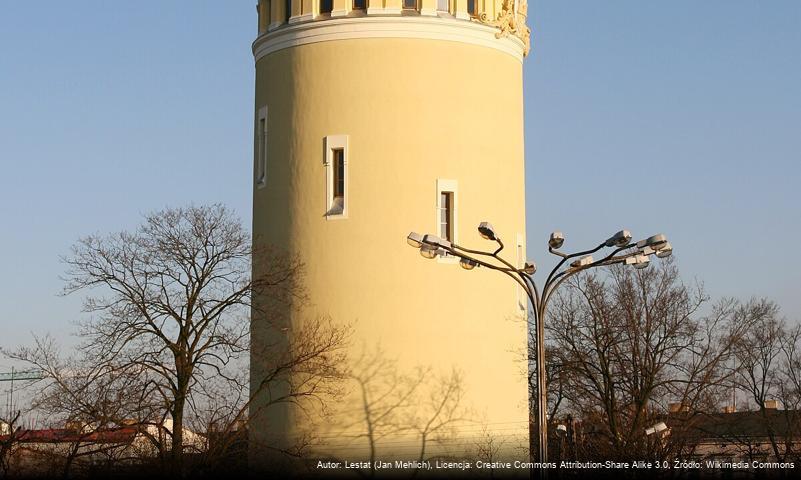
[252,16,526,63]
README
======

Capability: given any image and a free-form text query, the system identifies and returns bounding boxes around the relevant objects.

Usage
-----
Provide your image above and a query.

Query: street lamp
[645,422,669,437]
[405,224,673,471]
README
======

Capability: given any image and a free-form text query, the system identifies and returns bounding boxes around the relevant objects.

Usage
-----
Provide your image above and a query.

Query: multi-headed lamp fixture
[405,222,673,467]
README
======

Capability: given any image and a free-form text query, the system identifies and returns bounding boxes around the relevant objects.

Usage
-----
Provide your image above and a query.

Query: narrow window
[402,0,418,10]
[320,0,333,14]
[285,0,292,21]
[353,0,366,9]
[440,192,453,242]
[324,135,348,218]
[467,0,477,15]
[333,148,345,203]
[435,179,457,253]
[256,107,268,188]
[437,0,448,11]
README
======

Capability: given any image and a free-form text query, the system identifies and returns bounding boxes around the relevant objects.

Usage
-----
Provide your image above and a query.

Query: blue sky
[0,1,799,354]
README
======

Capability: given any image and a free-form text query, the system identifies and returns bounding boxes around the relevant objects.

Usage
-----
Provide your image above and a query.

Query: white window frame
[255,106,268,189]
[435,179,458,263]
[324,134,349,219]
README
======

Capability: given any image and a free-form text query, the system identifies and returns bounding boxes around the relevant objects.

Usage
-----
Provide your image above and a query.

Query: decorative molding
[253,16,525,62]
[477,0,530,56]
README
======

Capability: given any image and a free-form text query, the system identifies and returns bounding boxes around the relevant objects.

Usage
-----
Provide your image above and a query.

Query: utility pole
[1,368,45,417]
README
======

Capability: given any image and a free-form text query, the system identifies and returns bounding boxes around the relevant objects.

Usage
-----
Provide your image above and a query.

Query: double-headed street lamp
[406,224,673,468]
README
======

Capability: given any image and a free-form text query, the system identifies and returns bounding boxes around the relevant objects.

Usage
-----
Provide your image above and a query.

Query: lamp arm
[541,242,638,308]
[593,242,637,265]
[477,239,542,309]
[452,243,527,285]
[523,274,541,309]
[543,243,605,290]
[451,243,516,269]
[442,245,540,323]
[540,262,598,318]
[441,247,530,294]
[493,237,505,256]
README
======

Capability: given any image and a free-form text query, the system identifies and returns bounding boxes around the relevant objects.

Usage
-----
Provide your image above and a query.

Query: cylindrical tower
[250,0,531,471]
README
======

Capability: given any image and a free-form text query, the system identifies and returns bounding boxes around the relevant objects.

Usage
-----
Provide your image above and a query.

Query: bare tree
[544,259,759,460]
[321,347,469,478]
[473,426,506,479]
[4,204,350,476]
[733,299,784,410]
[733,301,801,461]
[190,314,350,475]
[3,334,171,476]
[0,410,22,477]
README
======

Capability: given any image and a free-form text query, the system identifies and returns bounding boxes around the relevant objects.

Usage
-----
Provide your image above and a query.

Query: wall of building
[250,17,529,469]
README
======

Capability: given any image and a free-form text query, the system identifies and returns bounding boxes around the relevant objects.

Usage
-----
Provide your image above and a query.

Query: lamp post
[406,224,673,472]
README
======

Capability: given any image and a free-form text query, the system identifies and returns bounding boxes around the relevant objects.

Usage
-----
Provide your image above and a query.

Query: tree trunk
[172,392,186,476]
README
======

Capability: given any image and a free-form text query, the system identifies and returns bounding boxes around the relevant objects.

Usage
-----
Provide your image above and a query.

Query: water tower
[250,0,531,471]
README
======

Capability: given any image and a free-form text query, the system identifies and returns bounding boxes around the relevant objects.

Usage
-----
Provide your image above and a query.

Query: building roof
[0,426,139,444]
[671,409,801,440]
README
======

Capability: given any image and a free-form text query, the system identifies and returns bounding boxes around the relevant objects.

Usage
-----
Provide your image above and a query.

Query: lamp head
[634,255,650,269]
[422,234,451,250]
[656,242,673,258]
[625,254,651,269]
[606,230,632,248]
[419,244,439,259]
[570,255,593,268]
[478,222,497,241]
[645,422,668,436]
[647,234,668,249]
[549,231,565,249]
[407,232,423,249]
[459,257,478,270]
[637,234,667,250]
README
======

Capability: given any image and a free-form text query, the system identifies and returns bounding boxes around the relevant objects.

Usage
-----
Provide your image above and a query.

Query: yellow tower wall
[250,12,530,471]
